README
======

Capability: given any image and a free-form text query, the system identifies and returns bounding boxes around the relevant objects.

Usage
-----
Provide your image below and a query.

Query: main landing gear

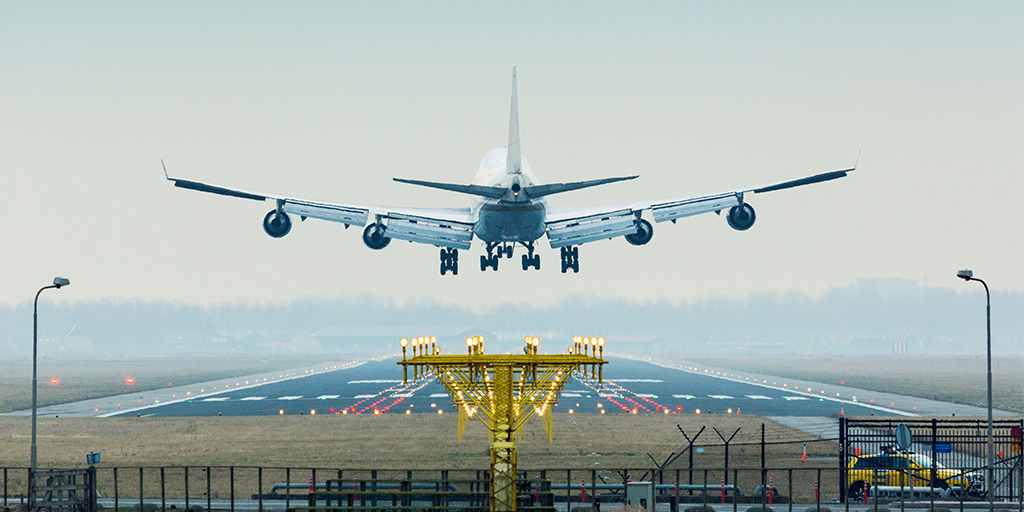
[521,242,540,271]
[560,246,579,273]
[480,242,540,272]
[440,248,459,275]
[480,242,501,271]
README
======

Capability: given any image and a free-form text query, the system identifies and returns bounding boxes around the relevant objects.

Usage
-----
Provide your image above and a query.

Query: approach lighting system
[49,378,58,385]
[399,335,608,512]
[125,377,135,385]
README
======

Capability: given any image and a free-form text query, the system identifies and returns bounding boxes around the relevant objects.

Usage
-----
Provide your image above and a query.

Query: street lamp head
[53,277,70,288]
[956,269,973,281]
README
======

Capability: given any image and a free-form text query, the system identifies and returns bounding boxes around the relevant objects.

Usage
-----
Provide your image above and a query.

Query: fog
[1,279,1019,359]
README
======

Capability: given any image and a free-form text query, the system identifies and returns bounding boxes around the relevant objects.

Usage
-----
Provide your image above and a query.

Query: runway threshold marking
[97,360,367,418]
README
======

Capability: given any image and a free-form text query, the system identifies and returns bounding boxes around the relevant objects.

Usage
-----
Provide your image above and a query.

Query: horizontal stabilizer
[524,175,638,199]
[752,167,854,194]
[393,178,506,199]
[171,178,268,201]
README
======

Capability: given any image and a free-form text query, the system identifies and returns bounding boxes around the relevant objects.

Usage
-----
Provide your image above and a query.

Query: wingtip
[853,149,861,171]
[161,159,170,180]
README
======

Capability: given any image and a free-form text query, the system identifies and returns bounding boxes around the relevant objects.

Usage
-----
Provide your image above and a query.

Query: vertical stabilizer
[506,66,521,175]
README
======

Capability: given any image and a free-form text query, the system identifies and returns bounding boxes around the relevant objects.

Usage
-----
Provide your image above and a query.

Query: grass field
[660,355,1024,413]
[0,413,832,470]
[0,356,338,414]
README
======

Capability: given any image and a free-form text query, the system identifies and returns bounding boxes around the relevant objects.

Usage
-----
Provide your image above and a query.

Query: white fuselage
[470,147,547,244]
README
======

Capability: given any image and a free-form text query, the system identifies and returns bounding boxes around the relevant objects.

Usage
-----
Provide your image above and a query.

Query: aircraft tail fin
[506,66,521,175]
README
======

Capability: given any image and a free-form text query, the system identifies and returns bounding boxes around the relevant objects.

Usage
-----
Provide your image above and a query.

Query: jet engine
[727,204,756,231]
[263,210,292,238]
[362,222,391,250]
[625,218,654,246]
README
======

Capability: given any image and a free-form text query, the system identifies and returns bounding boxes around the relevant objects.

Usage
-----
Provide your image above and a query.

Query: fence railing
[2,465,1021,512]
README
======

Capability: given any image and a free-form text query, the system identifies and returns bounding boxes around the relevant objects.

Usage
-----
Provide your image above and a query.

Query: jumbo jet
[166,67,854,275]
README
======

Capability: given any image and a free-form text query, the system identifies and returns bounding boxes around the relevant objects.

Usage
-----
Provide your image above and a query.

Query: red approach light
[330,408,335,413]
[840,381,845,385]
[168,382,173,386]
[125,377,135,385]
[50,378,59,385]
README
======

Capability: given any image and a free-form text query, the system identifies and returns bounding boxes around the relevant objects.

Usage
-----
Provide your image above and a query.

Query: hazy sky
[2,2,1021,308]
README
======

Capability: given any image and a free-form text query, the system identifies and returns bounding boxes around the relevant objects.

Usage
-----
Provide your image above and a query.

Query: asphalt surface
[87,357,898,418]
[7,356,1006,421]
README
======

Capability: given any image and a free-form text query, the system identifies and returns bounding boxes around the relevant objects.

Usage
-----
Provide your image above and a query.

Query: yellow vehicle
[846,451,985,499]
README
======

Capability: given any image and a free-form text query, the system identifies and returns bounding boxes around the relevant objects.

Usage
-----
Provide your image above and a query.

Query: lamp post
[956,269,993,501]
[31,277,70,475]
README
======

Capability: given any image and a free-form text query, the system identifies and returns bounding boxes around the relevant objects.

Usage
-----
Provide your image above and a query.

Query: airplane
[165,67,854,275]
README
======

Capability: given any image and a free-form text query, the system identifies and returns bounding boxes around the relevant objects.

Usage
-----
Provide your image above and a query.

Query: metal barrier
[1,465,1020,512]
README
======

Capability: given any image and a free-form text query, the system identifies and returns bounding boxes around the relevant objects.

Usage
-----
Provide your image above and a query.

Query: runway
[85,357,898,418]
[7,356,1006,421]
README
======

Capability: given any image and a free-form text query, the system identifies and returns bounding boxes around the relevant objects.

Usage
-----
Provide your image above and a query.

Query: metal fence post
[139,467,144,511]
[789,469,793,512]
[733,469,738,512]
[257,467,262,512]
[230,466,235,512]
[113,468,118,512]
[285,468,290,511]
[185,467,190,512]
[206,467,211,512]
[838,416,846,504]
[160,467,166,512]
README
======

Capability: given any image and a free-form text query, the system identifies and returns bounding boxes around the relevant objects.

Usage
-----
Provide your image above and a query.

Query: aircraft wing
[165,169,475,249]
[544,166,854,248]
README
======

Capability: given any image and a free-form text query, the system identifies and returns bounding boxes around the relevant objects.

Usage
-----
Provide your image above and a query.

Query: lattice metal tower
[398,335,607,512]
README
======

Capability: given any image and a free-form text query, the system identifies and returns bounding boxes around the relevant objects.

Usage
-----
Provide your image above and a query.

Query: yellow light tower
[399,335,607,512]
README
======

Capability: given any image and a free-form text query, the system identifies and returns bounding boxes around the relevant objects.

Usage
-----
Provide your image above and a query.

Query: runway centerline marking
[316,395,339,400]
[278,396,302,400]
[241,397,266,401]
[673,395,696,399]
[746,395,773,400]
[708,395,734,399]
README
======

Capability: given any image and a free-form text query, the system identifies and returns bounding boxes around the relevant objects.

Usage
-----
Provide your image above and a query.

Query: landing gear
[440,248,459,276]
[560,246,579,273]
[480,243,500,271]
[521,242,540,271]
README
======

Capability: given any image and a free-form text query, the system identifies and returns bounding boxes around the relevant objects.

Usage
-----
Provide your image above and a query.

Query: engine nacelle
[362,222,391,250]
[625,218,654,246]
[263,210,292,238]
[727,204,756,231]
